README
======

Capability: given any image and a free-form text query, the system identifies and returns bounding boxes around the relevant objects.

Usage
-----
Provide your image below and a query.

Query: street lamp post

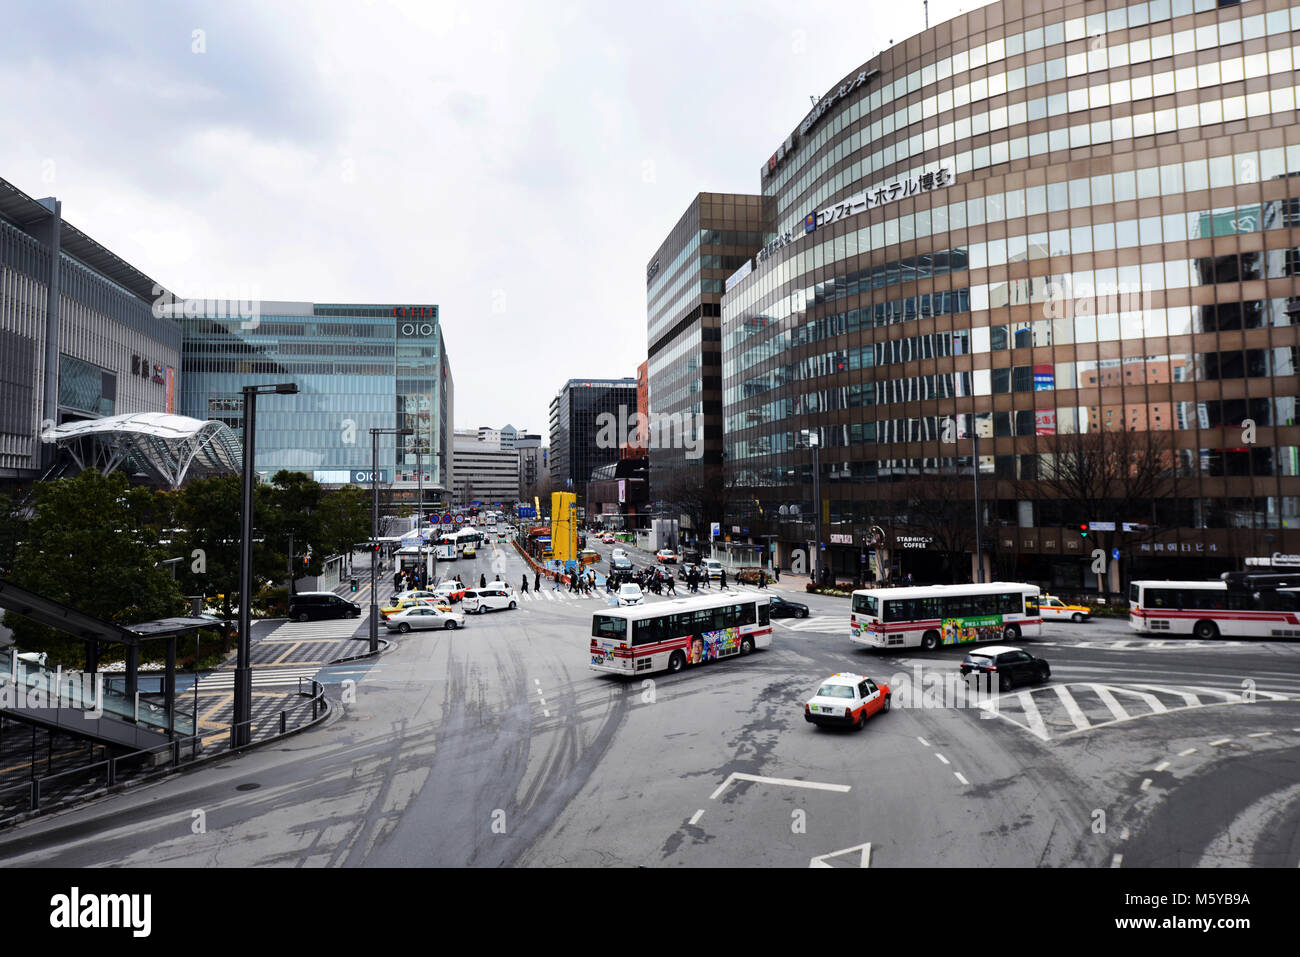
[370,426,413,652]
[970,422,984,584]
[803,429,822,585]
[235,382,298,748]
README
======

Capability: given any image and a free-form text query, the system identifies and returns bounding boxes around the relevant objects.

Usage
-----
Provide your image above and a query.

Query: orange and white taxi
[803,673,891,730]
[1036,594,1091,623]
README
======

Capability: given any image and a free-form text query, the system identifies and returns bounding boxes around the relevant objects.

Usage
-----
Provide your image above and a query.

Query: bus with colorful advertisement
[590,592,774,676]
[849,582,1042,651]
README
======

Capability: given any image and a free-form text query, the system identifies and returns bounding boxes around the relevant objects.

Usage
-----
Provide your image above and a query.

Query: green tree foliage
[3,471,185,665]
[316,483,371,561]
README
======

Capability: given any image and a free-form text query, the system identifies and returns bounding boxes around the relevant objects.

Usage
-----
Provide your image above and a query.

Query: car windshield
[620,585,640,595]
[816,684,855,699]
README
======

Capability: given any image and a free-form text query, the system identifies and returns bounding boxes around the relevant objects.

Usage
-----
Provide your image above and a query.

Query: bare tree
[663,463,738,545]
[1020,428,1173,592]
[897,476,980,584]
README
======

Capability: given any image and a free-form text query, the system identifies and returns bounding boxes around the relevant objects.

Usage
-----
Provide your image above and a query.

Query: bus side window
[758,602,770,625]
[1001,593,1021,615]
[738,603,755,626]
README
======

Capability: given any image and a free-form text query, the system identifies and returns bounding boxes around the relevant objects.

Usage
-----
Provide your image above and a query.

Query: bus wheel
[1193,620,1219,640]
[667,651,685,673]
[740,637,754,656]
[1002,624,1021,642]
[921,631,940,651]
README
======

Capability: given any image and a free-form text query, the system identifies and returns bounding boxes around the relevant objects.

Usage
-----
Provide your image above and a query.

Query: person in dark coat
[719,568,727,590]
[534,570,540,591]
[521,574,529,593]
[480,574,487,588]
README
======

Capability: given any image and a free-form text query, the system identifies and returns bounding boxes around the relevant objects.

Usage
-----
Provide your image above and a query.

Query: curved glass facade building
[723,0,1300,586]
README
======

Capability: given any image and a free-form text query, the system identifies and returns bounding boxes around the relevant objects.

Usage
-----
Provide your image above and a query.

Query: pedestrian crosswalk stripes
[267,617,365,640]
[196,667,321,691]
[980,681,1292,741]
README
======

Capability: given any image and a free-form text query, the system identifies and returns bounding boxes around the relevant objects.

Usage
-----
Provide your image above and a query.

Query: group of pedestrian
[393,569,426,592]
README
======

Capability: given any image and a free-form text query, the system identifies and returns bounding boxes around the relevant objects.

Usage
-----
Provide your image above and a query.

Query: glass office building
[646,194,764,520]
[180,302,452,500]
[548,378,638,506]
[722,0,1300,587]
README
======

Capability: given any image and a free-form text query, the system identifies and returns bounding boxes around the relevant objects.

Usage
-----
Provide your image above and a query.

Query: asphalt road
[0,537,1296,868]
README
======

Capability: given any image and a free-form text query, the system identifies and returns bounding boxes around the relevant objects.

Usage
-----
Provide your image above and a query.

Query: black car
[288,592,362,622]
[768,595,809,619]
[677,562,703,581]
[959,646,1050,692]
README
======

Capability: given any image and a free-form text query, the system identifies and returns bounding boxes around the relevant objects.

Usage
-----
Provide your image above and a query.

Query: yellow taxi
[1036,594,1091,623]
[381,596,452,620]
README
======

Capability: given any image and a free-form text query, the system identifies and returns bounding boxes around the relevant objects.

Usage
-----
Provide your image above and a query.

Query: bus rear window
[592,616,626,641]
[852,594,878,616]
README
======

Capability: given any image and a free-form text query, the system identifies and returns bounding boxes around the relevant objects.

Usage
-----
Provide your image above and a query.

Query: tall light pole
[370,426,412,652]
[963,415,985,584]
[803,429,822,585]
[235,382,298,748]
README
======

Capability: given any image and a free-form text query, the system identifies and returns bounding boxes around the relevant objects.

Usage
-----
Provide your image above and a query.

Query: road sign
[1112,548,1120,561]
[1089,521,1116,531]
[454,515,464,524]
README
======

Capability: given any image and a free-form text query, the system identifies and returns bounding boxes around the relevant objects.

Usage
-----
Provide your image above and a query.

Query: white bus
[850,582,1042,651]
[1128,580,1300,639]
[590,592,774,676]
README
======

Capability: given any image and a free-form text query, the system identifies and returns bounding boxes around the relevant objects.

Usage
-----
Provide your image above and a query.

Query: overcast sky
[2,0,979,435]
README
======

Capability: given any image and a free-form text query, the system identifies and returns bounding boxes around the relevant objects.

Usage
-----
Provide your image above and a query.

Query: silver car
[385,605,465,633]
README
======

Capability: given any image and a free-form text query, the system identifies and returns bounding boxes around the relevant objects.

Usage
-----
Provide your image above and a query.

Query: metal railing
[0,678,328,825]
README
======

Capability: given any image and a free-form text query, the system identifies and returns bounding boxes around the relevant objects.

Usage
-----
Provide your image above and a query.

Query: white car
[617,583,644,606]
[1036,595,1092,622]
[384,605,465,632]
[462,584,519,614]
[611,548,628,561]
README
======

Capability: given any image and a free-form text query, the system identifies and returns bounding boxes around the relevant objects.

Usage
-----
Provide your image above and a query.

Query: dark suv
[288,592,362,622]
[959,645,1050,692]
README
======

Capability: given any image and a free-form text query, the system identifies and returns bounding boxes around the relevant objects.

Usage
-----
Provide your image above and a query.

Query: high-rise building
[0,175,182,482]
[548,378,637,506]
[646,194,764,527]
[722,0,1300,588]
[451,429,518,506]
[515,432,543,500]
[180,302,453,508]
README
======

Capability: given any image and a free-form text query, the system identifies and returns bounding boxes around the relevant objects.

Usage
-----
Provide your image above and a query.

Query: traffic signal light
[1079,523,1089,538]
[350,578,358,592]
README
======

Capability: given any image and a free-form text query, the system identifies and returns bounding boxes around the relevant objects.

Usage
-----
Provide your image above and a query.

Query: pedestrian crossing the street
[195,667,322,691]
[979,681,1292,741]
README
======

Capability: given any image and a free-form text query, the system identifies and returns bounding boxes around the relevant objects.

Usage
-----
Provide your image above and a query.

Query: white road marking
[1088,684,1133,723]
[1248,731,1272,738]
[916,736,930,747]
[934,753,950,765]
[1153,761,1170,772]
[689,809,705,826]
[1210,737,1232,746]
[1179,748,1198,756]
[1111,853,1124,868]
[709,772,851,801]
[809,842,871,868]
[1054,684,1092,732]
[1017,691,1049,741]
[954,772,969,786]
[1140,778,1153,791]
[1120,827,1131,841]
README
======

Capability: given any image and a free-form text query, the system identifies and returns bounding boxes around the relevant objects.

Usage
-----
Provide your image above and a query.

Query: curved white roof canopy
[41,412,242,489]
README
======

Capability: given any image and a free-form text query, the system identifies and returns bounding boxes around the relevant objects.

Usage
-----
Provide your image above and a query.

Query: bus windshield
[852,594,878,616]
[592,616,626,640]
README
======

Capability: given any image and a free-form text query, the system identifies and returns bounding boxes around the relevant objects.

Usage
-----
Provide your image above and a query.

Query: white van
[703,559,724,580]
[462,583,518,614]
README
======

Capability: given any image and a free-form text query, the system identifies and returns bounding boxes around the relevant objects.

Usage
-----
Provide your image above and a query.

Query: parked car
[959,646,1051,692]
[768,595,810,618]
[288,592,362,622]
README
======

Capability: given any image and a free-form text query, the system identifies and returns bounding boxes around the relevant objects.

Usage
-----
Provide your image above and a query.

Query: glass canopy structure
[40,412,242,489]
